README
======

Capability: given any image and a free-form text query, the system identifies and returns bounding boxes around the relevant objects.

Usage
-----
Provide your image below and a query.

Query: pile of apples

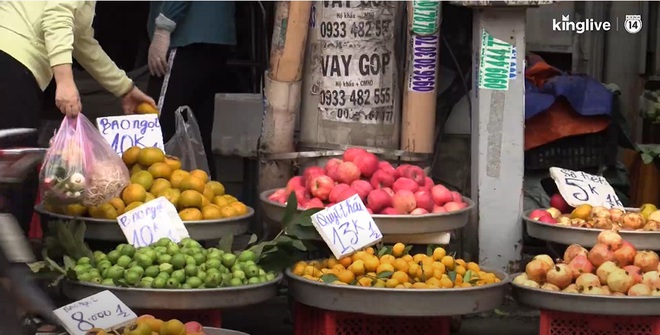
[529,194,660,231]
[267,147,468,215]
[514,230,660,296]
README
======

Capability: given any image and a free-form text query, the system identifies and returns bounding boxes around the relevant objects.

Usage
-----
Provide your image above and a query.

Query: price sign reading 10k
[549,167,624,209]
[311,194,383,259]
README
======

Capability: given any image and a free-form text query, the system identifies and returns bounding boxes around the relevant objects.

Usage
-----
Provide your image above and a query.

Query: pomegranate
[597,230,623,251]
[513,273,528,285]
[627,283,652,296]
[564,244,589,264]
[611,292,626,297]
[562,284,579,294]
[525,259,550,283]
[591,217,614,229]
[623,265,643,284]
[533,254,555,269]
[557,216,571,226]
[570,218,588,227]
[609,208,624,222]
[588,243,615,267]
[642,220,660,231]
[613,241,637,266]
[601,285,611,295]
[546,264,573,289]
[641,271,660,289]
[596,261,619,285]
[582,286,605,295]
[620,212,645,230]
[575,273,601,289]
[541,283,560,291]
[633,250,660,272]
[607,268,635,293]
[521,280,540,288]
[568,255,594,279]
[591,206,611,218]
[652,288,660,297]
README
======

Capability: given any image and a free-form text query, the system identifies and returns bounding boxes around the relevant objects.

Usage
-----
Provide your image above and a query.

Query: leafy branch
[638,144,660,164]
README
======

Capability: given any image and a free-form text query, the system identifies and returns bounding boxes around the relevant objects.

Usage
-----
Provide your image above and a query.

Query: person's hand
[121,86,157,115]
[148,28,171,77]
[54,81,82,118]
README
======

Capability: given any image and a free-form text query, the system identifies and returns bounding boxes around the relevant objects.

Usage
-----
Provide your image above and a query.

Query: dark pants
[0,50,59,235]
[146,43,229,181]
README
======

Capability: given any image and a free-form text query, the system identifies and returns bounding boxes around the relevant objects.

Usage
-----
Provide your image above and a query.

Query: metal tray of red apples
[259,148,473,235]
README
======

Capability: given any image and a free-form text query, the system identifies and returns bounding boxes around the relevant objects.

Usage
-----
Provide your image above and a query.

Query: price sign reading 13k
[549,167,624,209]
[311,194,383,259]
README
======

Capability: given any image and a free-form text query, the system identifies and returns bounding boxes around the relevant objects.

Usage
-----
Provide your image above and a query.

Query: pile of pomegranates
[267,147,468,215]
[528,194,660,231]
[514,230,660,296]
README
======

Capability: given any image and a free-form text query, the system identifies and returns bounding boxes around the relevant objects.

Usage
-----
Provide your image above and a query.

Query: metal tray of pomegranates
[34,204,253,242]
[510,273,660,315]
[285,267,509,316]
[522,209,660,250]
[61,273,282,310]
[260,189,473,235]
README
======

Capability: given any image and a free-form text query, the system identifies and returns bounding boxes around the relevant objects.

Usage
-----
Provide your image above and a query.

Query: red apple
[185,321,204,334]
[325,158,343,181]
[326,202,336,207]
[268,188,286,202]
[444,201,464,212]
[351,180,373,200]
[337,161,361,184]
[378,161,396,176]
[529,209,549,220]
[381,187,394,197]
[336,187,359,202]
[400,165,426,185]
[309,175,335,201]
[432,205,448,213]
[353,152,379,178]
[329,183,350,203]
[366,208,374,214]
[424,177,434,190]
[287,188,310,207]
[392,190,417,214]
[303,166,325,184]
[537,214,557,224]
[286,176,305,192]
[304,198,325,209]
[414,190,434,212]
[370,169,395,189]
[431,184,452,206]
[366,189,392,214]
[411,208,430,215]
[550,193,572,213]
[343,147,368,162]
[392,177,420,193]
[450,191,463,203]
[381,207,402,215]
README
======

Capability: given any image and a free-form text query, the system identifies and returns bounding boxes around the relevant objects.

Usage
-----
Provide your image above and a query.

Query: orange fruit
[212,196,229,207]
[189,169,209,183]
[337,270,355,284]
[148,162,173,179]
[348,260,366,276]
[220,206,238,218]
[455,265,466,276]
[379,254,395,265]
[201,205,223,220]
[364,256,380,273]
[412,282,428,289]
[164,155,182,171]
[357,277,373,287]
[179,176,206,193]
[392,243,406,257]
[206,181,225,196]
[293,262,307,276]
[150,178,172,195]
[441,256,455,270]
[432,247,447,261]
[376,263,394,274]
[137,147,165,167]
[144,192,155,203]
[122,146,141,166]
[178,190,204,209]
[393,259,409,273]
[108,197,125,215]
[413,253,426,263]
[178,208,203,221]
[365,247,375,255]
[385,278,399,288]
[392,271,409,283]
[122,184,147,204]
[125,201,144,212]
[135,102,158,114]
[230,202,248,215]
[202,186,215,201]
[169,170,190,189]
[338,257,353,268]
[467,262,480,273]
[130,171,154,190]
[160,188,180,207]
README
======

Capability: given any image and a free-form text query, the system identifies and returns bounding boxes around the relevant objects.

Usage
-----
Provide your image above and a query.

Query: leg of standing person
[0,50,45,235]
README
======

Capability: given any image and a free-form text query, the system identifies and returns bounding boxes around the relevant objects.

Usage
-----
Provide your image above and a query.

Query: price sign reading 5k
[117,197,189,247]
[54,290,137,335]
[549,167,624,209]
[311,194,383,259]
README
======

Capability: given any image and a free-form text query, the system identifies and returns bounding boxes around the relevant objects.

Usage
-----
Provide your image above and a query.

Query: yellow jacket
[0,1,133,97]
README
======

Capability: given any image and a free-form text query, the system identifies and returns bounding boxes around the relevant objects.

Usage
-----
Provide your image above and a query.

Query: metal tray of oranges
[510,273,660,315]
[522,209,660,250]
[34,204,253,242]
[62,273,282,310]
[284,267,509,316]
[260,189,474,235]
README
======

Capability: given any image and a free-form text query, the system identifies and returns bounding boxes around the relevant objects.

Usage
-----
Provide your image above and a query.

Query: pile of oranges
[292,243,501,289]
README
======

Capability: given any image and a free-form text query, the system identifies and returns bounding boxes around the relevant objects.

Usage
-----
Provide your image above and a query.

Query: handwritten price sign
[96,114,165,156]
[311,194,383,259]
[549,167,624,209]
[117,197,189,247]
[53,290,136,335]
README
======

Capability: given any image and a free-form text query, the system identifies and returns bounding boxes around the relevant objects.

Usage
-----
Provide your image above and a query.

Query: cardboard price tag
[54,290,136,335]
[117,197,189,247]
[96,114,165,156]
[549,167,624,209]
[311,194,383,259]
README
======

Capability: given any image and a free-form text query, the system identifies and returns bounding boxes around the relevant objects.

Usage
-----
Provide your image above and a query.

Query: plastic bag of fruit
[164,106,210,175]
[40,115,130,207]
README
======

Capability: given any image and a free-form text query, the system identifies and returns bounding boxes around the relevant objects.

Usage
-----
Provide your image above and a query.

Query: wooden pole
[269,1,312,82]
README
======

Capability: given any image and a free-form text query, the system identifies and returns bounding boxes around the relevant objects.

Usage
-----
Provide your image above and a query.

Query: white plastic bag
[164,106,210,174]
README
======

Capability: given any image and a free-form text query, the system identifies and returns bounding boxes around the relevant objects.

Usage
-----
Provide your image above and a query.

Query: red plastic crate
[540,310,660,335]
[135,309,222,328]
[293,302,450,335]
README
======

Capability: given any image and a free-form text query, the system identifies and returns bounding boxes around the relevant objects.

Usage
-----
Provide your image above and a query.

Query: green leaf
[494,309,509,316]
[247,234,259,246]
[286,224,321,240]
[464,270,472,283]
[218,234,234,253]
[27,261,47,273]
[403,245,413,255]
[296,208,322,226]
[281,192,298,230]
[320,274,339,283]
[62,255,76,271]
[447,270,457,283]
[291,239,308,251]
[641,153,655,164]
[377,246,390,257]
[377,271,393,279]
[426,244,437,256]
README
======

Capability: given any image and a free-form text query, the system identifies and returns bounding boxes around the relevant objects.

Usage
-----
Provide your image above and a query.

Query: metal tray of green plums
[62,273,282,310]
[260,189,473,235]
[35,204,253,241]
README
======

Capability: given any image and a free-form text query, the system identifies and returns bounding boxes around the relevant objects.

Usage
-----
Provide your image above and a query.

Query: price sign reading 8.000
[311,194,383,259]
[549,167,624,209]
[53,290,137,335]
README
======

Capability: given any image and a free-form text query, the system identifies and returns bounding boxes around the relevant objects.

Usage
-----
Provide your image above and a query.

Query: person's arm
[41,1,80,85]
[156,2,192,31]
[147,2,191,77]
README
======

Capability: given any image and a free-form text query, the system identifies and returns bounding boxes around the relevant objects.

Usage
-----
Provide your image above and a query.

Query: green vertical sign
[411,0,440,35]
[478,29,513,91]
